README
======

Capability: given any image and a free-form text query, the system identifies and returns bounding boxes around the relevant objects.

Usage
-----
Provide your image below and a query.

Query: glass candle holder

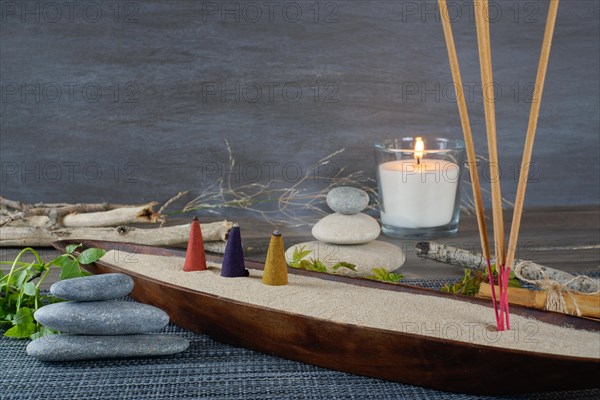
[374,137,466,239]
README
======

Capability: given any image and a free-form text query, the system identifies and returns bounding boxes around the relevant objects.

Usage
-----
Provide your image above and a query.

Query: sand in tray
[100,250,600,359]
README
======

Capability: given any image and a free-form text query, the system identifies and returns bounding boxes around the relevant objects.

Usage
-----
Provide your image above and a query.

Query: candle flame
[414,137,425,165]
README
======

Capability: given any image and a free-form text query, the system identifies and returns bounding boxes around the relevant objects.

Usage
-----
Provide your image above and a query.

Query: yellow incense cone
[262,229,288,286]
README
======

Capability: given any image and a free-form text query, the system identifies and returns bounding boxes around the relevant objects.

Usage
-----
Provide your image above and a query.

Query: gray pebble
[34,301,169,335]
[312,213,380,244]
[50,273,134,301]
[326,187,369,215]
[285,240,406,277]
[27,334,189,361]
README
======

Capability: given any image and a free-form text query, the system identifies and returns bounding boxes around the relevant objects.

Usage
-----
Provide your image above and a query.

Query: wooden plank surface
[2,206,599,290]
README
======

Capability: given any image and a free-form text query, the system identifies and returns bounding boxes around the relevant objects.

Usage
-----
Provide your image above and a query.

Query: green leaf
[308,259,328,273]
[332,262,357,271]
[13,307,34,325]
[4,322,37,338]
[77,248,106,265]
[440,283,454,293]
[66,243,83,254]
[369,268,404,283]
[11,270,28,290]
[60,258,82,280]
[508,278,521,288]
[8,293,20,303]
[30,326,59,341]
[370,268,386,280]
[297,260,313,270]
[289,245,313,268]
[489,263,497,274]
[293,245,312,261]
[22,282,37,297]
[51,254,70,267]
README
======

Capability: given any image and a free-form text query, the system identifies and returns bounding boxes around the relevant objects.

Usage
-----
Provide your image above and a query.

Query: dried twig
[182,142,513,227]
[182,142,377,227]
[159,191,189,215]
[158,191,189,227]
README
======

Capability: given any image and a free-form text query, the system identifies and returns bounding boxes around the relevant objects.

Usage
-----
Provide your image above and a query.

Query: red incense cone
[183,217,207,272]
[221,223,249,278]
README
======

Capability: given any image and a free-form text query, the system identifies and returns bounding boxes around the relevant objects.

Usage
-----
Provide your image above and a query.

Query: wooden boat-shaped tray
[53,240,600,395]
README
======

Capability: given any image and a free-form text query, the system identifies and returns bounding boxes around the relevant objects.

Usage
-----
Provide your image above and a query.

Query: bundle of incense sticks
[438,0,560,330]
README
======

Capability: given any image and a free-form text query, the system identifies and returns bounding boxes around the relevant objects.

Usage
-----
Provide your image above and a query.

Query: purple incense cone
[221,223,249,278]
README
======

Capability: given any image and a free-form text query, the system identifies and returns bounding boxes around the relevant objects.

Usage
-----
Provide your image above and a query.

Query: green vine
[0,244,106,340]
[440,264,521,296]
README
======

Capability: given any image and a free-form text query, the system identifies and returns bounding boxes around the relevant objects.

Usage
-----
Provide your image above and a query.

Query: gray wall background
[1,0,598,209]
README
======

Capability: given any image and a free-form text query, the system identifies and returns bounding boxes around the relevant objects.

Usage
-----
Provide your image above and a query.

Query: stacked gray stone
[27,273,189,361]
[285,187,406,276]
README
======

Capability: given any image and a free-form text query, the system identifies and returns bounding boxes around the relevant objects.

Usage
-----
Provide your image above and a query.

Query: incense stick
[503,0,560,329]
[438,0,499,325]
[474,0,506,269]
[505,0,560,279]
[474,0,508,329]
[438,0,491,265]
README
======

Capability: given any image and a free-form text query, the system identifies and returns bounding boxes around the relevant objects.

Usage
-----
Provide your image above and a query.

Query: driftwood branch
[25,203,112,217]
[6,203,162,228]
[0,221,232,249]
[203,241,226,254]
[416,241,599,294]
[0,196,230,253]
[0,196,25,210]
[61,203,161,227]
[0,196,161,228]
[1,196,127,212]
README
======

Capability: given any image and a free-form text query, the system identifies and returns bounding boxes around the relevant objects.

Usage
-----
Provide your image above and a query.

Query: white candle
[378,157,460,229]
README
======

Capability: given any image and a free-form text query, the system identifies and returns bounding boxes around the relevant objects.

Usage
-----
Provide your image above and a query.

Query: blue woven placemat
[2,278,599,400]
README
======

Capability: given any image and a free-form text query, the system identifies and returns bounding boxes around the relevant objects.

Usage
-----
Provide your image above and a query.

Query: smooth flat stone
[34,301,169,335]
[27,334,189,361]
[312,213,380,244]
[50,273,134,301]
[326,187,369,214]
[286,240,405,277]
